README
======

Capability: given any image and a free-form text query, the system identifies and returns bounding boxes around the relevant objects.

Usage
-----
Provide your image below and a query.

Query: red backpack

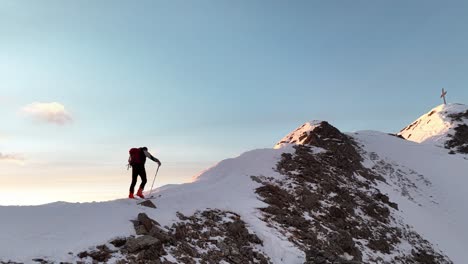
[129,148,144,165]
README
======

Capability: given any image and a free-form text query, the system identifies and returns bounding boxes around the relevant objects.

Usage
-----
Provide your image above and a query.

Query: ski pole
[148,165,160,198]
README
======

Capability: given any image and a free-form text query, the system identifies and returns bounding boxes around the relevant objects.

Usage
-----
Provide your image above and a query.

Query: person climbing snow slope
[128,147,161,199]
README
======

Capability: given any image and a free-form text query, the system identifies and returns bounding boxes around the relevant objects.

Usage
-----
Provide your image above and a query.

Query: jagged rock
[96,244,114,253]
[412,248,441,264]
[373,193,398,210]
[110,237,127,248]
[448,109,468,122]
[77,245,113,262]
[177,257,195,264]
[446,124,468,153]
[138,199,157,208]
[32,259,50,264]
[138,213,160,231]
[125,235,161,253]
[225,220,248,240]
[135,225,148,235]
[88,250,112,262]
[77,251,88,258]
[174,224,187,240]
[218,241,230,256]
[177,242,199,258]
[250,175,263,183]
[175,211,188,221]
[138,243,165,261]
[149,226,173,244]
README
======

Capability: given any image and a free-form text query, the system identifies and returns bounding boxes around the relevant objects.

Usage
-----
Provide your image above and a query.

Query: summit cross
[440,88,447,105]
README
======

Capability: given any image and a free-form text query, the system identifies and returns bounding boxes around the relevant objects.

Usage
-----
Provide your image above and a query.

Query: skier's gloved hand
[156,159,161,166]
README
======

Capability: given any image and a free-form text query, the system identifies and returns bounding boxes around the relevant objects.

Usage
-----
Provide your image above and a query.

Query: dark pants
[130,164,147,193]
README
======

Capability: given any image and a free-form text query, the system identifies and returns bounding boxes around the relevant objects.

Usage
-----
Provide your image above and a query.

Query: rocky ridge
[76,211,269,264]
[445,109,468,154]
[260,121,451,263]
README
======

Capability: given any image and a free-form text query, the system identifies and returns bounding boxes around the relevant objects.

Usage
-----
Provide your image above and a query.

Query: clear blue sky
[1,0,467,205]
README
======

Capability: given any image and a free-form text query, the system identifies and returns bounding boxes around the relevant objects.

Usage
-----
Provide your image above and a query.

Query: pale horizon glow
[0,152,25,164]
[0,161,213,206]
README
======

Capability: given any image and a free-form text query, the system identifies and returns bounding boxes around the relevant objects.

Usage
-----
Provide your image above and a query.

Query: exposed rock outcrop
[78,211,269,263]
[446,110,468,154]
[256,121,451,264]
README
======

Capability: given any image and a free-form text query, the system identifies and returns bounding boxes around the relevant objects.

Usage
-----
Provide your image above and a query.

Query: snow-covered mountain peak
[274,120,344,149]
[398,103,468,154]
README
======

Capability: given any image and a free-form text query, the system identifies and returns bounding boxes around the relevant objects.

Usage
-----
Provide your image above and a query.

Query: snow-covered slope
[0,148,304,264]
[398,103,468,154]
[0,106,467,264]
[0,201,143,262]
[354,131,468,264]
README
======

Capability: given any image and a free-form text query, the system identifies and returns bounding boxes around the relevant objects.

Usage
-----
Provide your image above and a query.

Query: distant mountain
[1,105,467,264]
[398,103,468,155]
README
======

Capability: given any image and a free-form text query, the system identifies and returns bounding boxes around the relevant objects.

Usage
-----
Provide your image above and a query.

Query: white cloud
[0,152,25,164]
[22,102,73,125]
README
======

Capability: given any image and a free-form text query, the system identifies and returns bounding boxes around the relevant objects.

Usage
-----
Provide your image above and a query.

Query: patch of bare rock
[446,110,468,154]
[77,210,269,263]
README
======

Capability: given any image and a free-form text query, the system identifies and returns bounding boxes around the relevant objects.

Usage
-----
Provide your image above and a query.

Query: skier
[128,147,161,199]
